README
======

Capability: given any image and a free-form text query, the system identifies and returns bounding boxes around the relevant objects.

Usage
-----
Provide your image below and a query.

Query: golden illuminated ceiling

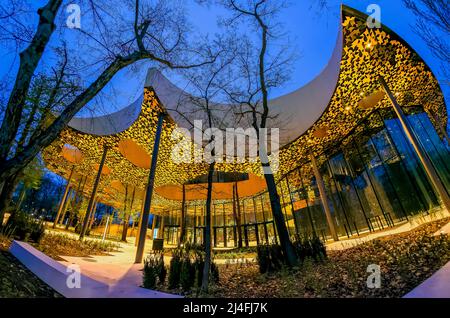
[42,6,447,215]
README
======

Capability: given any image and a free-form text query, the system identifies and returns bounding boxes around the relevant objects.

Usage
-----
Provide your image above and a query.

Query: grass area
[208,218,450,298]
[33,232,120,260]
[0,235,61,298]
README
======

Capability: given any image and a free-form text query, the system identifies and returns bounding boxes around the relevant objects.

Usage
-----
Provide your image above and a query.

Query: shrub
[143,252,166,289]
[29,220,45,244]
[6,211,31,241]
[74,223,90,236]
[210,261,220,284]
[293,236,327,262]
[256,244,285,274]
[156,253,167,284]
[180,255,195,291]
[193,249,205,288]
[6,211,45,243]
[167,243,219,292]
[168,248,182,289]
[143,254,158,289]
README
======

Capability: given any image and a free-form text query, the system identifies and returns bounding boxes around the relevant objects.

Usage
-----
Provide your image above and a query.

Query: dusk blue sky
[0,0,449,118]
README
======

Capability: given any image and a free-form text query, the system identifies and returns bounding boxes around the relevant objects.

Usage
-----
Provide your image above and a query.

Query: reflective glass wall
[278,108,449,241]
[160,108,449,246]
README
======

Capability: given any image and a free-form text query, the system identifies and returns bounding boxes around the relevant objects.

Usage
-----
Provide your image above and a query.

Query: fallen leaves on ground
[209,218,450,298]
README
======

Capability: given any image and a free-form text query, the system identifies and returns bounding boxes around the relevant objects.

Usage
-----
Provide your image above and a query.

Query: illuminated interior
[42,6,449,247]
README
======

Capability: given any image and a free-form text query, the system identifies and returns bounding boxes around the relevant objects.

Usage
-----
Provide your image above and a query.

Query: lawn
[209,218,450,298]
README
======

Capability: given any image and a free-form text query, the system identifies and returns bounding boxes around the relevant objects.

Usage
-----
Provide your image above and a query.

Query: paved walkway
[404,260,450,298]
[43,208,449,297]
[10,240,179,298]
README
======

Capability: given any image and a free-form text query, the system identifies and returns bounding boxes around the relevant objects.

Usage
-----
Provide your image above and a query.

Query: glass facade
[160,108,450,246]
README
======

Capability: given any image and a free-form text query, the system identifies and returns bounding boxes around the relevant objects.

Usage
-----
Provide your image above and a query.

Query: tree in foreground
[0,0,219,225]
[220,0,299,266]
[169,36,237,292]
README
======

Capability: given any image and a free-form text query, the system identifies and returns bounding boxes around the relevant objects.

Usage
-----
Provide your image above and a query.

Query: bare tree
[0,0,219,224]
[404,0,450,85]
[220,0,299,266]
[167,36,237,292]
[0,44,80,224]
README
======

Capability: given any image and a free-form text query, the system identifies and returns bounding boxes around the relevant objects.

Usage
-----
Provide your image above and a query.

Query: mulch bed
[33,232,120,261]
[208,218,450,298]
[0,238,62,298]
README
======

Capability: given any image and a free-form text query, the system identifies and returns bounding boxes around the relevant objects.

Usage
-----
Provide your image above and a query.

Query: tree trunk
[15,186,27,214]
[201,161,215,293]
[263,170,298,266]
[0,0,62,162]
[179,184,186,245]
[0,175,18,225]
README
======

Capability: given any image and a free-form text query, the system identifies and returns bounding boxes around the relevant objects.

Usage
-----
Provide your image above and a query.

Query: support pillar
[150,214,157,240]
[135,198,145,247]
[59,189,74,226]
[122,186,135,242]
[310,154,339,241]
[135,112,165,263]
[66,175,85,230]
[80,146,108,240]
[233,182,243,248]
[179,184,186,245]
[157,216,165,240]
[54,166,74,228]
[88,200,98,230]
[380,77,450,212]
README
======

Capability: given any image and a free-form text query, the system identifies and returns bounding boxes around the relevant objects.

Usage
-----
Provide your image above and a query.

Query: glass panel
[384,117,439,210]
[328,153,369,234]
[408,113,450,193]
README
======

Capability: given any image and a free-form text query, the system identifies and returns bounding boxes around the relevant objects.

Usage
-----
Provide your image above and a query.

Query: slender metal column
[88,199,98,229]
[79,146,108,240]
[66,176,85,230]
[158,216,165,240]
[150,214,157,239]
[297,167,317,237]
[54,166,74,228]
[179,184,186,244]
[135,190,146,247]
[135,112,165,263]
[310,155,339,241]
[232,182,243,248]
[285,175,300,235]
[59,188,73,226]
[122,186,135,241]
[121,185,129,242]
[380,77,450,212]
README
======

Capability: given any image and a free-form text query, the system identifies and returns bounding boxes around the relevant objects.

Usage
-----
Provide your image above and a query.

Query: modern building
[43,6,449,258]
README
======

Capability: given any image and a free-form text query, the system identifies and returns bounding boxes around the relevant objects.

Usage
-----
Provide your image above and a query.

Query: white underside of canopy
[67,21,342,147]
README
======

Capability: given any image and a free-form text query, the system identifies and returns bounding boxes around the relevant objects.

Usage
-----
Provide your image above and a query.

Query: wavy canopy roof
[43,5,447,214]
[67,24,342,147]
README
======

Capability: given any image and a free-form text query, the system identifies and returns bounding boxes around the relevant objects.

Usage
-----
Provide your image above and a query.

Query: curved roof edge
[66,94,143,135]
[145,23,343,146]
